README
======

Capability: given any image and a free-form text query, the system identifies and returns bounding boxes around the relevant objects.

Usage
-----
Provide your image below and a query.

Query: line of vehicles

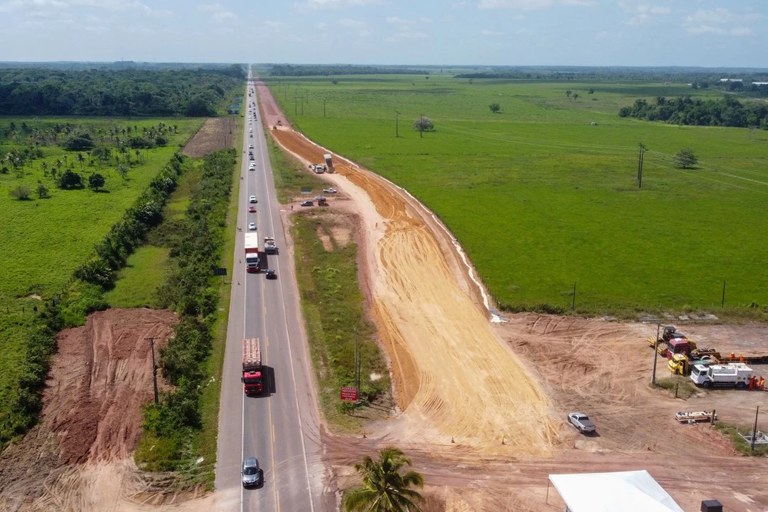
[647,325,767,390]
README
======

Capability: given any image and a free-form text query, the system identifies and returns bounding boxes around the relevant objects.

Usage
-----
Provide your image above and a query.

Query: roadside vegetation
[267,139,391,432]
[263,73,768,319]
[135,149,236,485]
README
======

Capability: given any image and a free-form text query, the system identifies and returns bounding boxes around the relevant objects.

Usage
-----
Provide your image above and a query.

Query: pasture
[0,117,201,423]
[264,74,768,316]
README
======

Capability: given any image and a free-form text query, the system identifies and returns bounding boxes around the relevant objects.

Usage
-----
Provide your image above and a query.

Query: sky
[0,0,766,68]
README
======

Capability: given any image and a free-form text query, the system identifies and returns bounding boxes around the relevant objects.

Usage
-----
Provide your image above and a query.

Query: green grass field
[264,75,768,317]
[0,117,201,428]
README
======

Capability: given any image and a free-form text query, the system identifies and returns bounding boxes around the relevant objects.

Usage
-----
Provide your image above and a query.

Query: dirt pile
[0,308,178,510]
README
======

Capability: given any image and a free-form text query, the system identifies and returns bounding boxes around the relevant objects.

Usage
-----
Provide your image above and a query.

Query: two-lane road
[215,73,332,512]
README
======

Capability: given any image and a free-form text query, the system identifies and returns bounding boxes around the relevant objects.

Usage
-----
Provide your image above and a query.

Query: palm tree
[343,447,424,512]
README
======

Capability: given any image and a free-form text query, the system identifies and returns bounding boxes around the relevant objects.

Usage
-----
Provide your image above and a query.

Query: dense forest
[618,95,768,129]
[0,65,245,116]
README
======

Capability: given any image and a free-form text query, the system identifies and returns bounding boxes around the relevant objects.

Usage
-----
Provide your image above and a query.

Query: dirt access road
[259,80,768,511]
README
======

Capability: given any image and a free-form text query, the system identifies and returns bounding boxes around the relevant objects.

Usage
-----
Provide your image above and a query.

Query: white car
[567,412,596,435]
[249,163,255,171]
[323,188,337,194]
[249,195,257,203]
[248,222,257,231]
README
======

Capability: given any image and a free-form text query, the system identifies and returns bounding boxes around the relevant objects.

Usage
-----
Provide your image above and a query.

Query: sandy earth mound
[261,81,557,454]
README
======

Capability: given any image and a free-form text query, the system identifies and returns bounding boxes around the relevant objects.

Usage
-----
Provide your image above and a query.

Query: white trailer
[690,362,753,389]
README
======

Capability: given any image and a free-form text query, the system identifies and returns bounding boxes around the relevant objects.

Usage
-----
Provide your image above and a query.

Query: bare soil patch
[0,308,179,511]
[181,118,236,158]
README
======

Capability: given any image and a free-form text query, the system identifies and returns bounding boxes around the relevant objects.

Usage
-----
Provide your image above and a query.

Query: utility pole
[148,337,159,405]
[751,406,760,452]
[323,98,327,118]
[419,113,424,139]
[637,143,646,189]
[395,110,400,137]
[652,322,660,385]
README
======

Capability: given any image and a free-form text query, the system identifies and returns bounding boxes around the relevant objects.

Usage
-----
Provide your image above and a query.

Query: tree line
[268,64,428,76]
[618,95,768,129]
[0,67,244,116]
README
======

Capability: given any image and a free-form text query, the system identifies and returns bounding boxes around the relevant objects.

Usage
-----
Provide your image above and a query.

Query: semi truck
[242,337,263,396]
[690,362,753,389]
[263,236,278,255]
[244,231,261,273]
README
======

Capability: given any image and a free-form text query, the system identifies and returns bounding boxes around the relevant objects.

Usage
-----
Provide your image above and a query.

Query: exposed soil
[257,79,768,511]
[0,309,182,511]
[181,117,237,158]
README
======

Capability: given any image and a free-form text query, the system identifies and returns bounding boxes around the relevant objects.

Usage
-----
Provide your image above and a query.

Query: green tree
[489,103,501,113]
[37,182,49,199]
[88,172,106,191]
[9,185,31,200]
[58,169,83,189]
[412,117,434,133]
[342,447,424,512]
[674,148,698,169]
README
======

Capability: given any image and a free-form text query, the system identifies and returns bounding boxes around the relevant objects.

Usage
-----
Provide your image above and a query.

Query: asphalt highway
[214,72,333,512]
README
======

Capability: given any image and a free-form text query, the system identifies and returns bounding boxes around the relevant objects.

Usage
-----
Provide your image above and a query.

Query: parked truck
[690,362,753,389]
[263,236,278,255]
[242,337,263,396]
[324,153,334,173]
[244,231,261,273]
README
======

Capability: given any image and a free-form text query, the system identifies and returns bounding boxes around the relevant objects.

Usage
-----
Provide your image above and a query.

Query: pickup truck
[567,412,596,435]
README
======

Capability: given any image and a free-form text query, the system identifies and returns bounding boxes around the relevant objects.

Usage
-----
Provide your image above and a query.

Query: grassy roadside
[267,138,391,433]
[263,75,768,318]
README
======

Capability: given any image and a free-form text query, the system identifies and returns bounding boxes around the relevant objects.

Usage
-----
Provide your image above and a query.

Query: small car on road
[248,205,257,213]
[249,195,257,203]
[567,412,596,435]
[265,269,277,280]
[248,222,257,231]
[300,200,313,207]
[323,187,337,194]
[241,457,263,488]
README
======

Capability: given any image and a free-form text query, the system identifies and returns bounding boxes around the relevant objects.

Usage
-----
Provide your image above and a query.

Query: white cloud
[478,0,592,9]
[683,8,759,37]
[298,0,383,10]
[385,31,428,42]
[199,3,237,24]
[620,3,671,26]
[386,16,415,26]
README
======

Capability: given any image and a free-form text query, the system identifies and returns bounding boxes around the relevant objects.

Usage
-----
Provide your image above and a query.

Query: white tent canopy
[549,470,684,512]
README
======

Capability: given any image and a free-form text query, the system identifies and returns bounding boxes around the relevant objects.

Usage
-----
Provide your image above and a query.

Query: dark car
[265,269,277,280]
[300,200,314,207]
[241,457,263,488]
[248,206,257,213]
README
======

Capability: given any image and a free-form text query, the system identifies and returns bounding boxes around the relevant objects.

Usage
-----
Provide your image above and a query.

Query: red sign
[340,386,358,401]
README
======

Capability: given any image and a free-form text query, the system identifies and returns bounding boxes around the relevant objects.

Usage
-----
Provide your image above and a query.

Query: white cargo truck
[690,362,753,389]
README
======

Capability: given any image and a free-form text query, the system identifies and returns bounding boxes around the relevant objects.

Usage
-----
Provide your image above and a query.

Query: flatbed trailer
[675,410,717,424]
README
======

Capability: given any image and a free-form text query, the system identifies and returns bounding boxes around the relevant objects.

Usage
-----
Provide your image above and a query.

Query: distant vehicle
[265,269,277,280]
[249,195,257,203]
[300,200,313,207]
[248,206,257,213]
[249,155,254,161]
[241,456,263,488]
[263,236,278,255]
[567,412,596,434]
[248,222,257,231]
[244,232,261,273]
[249,144,254,149]
[323,188,337,194]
